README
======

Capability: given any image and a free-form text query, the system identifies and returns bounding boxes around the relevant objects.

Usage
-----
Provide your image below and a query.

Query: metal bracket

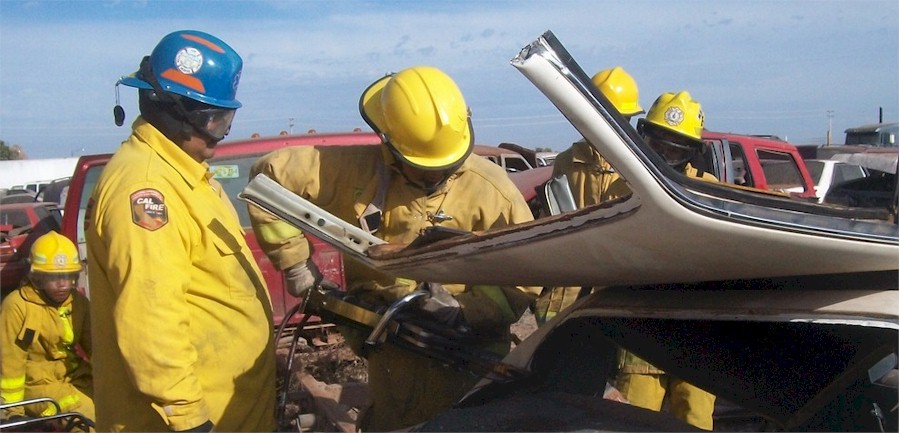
[239,174,386,261]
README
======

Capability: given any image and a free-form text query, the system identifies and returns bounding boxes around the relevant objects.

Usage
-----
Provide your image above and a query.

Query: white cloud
[0,0,896,157]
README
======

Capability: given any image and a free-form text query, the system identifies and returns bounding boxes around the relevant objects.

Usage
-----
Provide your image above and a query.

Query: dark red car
[0,202,63,296]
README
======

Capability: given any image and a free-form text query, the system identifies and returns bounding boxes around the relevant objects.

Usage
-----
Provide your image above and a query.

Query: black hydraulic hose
[276,290,314,429]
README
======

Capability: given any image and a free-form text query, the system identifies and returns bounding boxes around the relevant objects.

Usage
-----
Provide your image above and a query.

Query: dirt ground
[282,310,539,383]
[276,311,540,430]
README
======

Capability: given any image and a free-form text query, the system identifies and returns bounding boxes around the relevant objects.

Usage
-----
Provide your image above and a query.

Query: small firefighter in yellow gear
[249,66,538,431]
[536,66,646,325]
[614,91,717,431]
[0,231,94,423]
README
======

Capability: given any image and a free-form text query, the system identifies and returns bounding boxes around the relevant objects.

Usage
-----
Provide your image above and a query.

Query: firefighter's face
[181,132,218,163]
[644,129,700,169]
[33,272,77,305]
[400,164,456,193]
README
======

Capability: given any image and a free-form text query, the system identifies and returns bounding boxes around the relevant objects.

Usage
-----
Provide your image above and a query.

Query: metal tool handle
[364,289,428,347]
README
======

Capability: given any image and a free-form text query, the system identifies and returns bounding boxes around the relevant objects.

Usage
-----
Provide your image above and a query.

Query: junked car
[823,148,899,216]
[0,202,63,296]
[241,30,897,432]
[805,159,869,203]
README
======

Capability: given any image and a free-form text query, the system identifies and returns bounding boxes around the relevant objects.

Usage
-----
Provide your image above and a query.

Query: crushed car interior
[240,30,897,432]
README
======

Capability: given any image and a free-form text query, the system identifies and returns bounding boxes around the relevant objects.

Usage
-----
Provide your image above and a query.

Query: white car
[804,159,867,203]
[535,151,558,167]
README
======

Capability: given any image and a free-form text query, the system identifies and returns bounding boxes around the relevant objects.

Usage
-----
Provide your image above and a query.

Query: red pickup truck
[702,131,817,199]
[61,131,382,325]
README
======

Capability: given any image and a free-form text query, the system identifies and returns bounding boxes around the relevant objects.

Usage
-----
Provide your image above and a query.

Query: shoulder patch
[130,189,168,231]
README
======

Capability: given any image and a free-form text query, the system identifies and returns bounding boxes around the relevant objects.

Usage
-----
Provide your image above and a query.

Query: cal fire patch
[131,189,168,231]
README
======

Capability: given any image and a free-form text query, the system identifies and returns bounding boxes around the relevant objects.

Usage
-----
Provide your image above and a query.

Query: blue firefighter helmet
[119,30,243,109]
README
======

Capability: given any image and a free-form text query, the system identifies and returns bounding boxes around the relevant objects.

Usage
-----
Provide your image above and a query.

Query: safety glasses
[645,132,699,168]
[192,107,236,141]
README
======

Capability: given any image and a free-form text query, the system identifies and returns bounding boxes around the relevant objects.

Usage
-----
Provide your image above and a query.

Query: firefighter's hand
[417,282,461,326]
[284,259,339,297]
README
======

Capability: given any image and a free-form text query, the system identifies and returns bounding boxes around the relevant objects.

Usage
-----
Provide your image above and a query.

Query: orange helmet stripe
[181,33,226,53]
[160,68,207,93]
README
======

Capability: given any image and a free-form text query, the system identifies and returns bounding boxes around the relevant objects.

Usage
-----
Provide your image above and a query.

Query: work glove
[284,259,339,297]
[417,282,462,327]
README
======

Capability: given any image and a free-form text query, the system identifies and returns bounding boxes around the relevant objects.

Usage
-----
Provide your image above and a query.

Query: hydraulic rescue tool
[242,174,530,429]
[241,174,528,381]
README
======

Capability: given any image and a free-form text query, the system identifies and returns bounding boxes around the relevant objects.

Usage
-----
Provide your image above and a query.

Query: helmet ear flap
[138,89,194,143]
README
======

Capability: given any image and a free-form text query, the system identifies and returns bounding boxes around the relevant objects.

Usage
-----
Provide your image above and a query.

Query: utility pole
[826,110,834,146]
[289,118,295,135]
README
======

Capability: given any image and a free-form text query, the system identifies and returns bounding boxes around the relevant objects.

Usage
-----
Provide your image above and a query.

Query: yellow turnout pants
[615,372,715,430]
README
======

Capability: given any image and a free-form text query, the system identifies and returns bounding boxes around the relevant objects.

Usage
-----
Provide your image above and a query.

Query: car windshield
[209,153,266,227]
[0,209,31,229]
[806,160,825,182]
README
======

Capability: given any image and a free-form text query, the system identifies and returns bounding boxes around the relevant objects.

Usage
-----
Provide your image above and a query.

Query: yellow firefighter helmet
[30,231,82,274]
[591,66,644,117]
[640,91,705,142]
[359,66,473,170]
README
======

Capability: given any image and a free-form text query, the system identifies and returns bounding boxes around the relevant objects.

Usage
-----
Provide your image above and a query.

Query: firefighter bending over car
[538,72,718,430]
[86,30,276,432]
[553,66,645,210]
[248,65,539,431]
[0,231,94,425]
[613,91,717,431]
[535,66,646,326]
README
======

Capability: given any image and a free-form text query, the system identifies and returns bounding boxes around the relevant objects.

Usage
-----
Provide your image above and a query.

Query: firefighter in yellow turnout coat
[249,66,537,431]
[1,232,93,421]
[86,31,275,432]
[537,67,646,325]
[614,91,717,431]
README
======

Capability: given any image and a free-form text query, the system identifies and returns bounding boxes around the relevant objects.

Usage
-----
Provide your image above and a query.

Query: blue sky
[0,0,897,159]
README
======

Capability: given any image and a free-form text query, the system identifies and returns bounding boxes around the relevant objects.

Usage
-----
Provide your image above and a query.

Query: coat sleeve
[97,180,209,429]
[0,293,28,415]
[74,293,91,359]
[248,148,318,270]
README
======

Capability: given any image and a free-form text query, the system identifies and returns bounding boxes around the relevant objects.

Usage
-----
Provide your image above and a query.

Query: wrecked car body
[242,31,897,431]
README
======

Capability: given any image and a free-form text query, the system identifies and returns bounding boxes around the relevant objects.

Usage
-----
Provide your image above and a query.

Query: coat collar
[132,118,211,188]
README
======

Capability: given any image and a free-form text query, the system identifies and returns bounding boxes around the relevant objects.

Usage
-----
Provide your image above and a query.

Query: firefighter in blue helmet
[87,30,275,432]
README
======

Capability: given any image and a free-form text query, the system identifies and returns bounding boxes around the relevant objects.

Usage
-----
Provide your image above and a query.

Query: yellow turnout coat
[249,145,537,430]
[86,119,276,432]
